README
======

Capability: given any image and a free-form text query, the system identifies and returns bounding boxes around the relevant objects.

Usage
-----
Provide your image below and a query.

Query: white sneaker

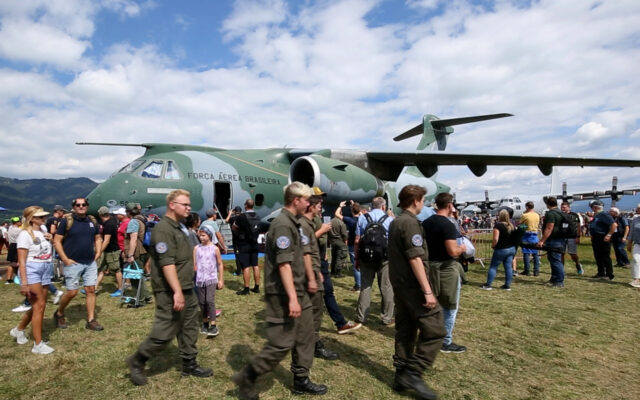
[53,290,64,305]
[32,341,55,354]
[10,327,28,345]
[11,304,32,313]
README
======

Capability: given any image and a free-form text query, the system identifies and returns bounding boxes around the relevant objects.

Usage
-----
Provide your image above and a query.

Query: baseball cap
[589,200,603,207]
[233,206,242,213]
[53,205,66,212]
[312,187,326,196]
[114,207,126,216]
[11,216,20,223]
[205,207,217,217]
[98,206,110,215]
[126,202,141,211]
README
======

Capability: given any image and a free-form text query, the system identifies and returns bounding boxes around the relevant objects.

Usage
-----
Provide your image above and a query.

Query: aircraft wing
[364,152,640,180]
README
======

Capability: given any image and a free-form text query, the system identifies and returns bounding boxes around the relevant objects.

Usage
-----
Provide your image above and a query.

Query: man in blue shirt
[589,200,618,280]
[354,197,394,325]
[53,197,104,331]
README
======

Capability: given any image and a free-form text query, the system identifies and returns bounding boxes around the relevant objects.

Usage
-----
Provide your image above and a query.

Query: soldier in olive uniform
[301,195,340,360]
[127,189,212,386]
[233,182,327,400]
[388,185,445,400]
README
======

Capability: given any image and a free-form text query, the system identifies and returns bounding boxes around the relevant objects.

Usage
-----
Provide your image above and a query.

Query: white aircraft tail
[549,167,561,196]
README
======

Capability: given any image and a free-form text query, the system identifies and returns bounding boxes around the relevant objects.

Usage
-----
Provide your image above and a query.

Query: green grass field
[1,242,639,400]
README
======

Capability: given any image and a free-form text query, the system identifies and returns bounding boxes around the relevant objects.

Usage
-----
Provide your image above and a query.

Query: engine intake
[289,155,384,203]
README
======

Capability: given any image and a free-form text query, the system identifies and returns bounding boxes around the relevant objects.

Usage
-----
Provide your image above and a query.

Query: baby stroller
[121,261,146,308]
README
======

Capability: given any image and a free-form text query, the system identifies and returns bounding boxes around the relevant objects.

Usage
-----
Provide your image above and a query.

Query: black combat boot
[126,352,148,386]
[181,358,213,378]
[393,368,438,400]
[314,341,339,360]
[232,365,259,400]
[292,376,328,395]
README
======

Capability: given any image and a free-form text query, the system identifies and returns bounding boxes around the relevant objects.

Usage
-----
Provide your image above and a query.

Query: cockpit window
[165,161,180,180]
[140,161,164,179]
[115,159,145,175]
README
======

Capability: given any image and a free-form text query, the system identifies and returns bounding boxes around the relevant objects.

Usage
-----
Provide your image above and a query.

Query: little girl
[193,225,224,337]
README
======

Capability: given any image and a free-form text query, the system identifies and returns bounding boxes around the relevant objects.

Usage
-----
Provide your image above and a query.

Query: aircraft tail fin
[394,113,513,151]
[550,167,561,196]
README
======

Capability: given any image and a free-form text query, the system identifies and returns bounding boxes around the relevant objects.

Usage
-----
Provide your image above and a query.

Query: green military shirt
[328,217,348,246]
[312,215,327,248]
[299,216,322,274]
[543,208,563,240]
[149,215,194,292]
[388,209,429,289]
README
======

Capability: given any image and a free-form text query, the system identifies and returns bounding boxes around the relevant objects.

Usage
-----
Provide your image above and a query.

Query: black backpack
[358,213,389,263]
[243,212,261,243]
[550,209,579,239]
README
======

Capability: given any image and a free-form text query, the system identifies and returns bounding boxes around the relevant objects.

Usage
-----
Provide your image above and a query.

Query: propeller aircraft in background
[79,113,640,221]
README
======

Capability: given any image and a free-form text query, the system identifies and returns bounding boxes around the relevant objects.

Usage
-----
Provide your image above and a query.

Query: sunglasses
[33,215,46,219]
[74,203,88,208]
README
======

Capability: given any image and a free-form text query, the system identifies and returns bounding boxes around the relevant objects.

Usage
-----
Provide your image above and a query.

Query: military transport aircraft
[79,113,640,221]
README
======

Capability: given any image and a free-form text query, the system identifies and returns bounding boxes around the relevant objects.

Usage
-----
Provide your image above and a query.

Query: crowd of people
[4,186,640,399]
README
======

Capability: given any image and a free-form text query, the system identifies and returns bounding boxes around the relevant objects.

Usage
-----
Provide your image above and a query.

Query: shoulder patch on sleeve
[411,234,423,247]
[155,242,168,254]
[276,236,291,249]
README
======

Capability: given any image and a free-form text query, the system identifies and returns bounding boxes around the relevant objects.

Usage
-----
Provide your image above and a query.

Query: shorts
[564,238,578,255]
[26,262,53,286]
[7,243,18,263]
[64,261,98,290]
[237,250,259,269]
[99,250,121,273]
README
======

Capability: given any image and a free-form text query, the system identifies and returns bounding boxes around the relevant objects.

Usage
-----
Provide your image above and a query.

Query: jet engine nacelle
[289,155,384,204]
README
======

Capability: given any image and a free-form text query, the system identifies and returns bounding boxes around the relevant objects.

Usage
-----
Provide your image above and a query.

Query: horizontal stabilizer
[76,142,149,148]
[430,113,513,129]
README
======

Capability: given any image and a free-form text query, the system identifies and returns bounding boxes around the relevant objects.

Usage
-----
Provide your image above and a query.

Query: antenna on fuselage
[393,113,513,151]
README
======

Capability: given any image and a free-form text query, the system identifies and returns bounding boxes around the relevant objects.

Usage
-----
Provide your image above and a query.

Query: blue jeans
[547,238,565,283]
[348,245,361,288]
[612,237,630,265]
[321,260,347,328]
[442,277,461,345]
[486,246,516,287]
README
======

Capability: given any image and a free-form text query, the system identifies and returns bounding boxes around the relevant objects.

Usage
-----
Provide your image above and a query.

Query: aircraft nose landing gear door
[213,181,232,219]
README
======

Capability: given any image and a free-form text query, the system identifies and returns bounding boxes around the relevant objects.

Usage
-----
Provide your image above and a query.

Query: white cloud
[0,0,639,204]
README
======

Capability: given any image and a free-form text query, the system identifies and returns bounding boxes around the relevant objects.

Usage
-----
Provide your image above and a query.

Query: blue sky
[1,0,639,203]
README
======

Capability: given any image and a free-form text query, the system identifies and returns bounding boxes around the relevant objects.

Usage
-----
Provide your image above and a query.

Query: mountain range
[0,176,98,216]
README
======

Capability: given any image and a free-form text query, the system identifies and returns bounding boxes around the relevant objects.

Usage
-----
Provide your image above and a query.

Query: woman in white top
[9,206,55,354]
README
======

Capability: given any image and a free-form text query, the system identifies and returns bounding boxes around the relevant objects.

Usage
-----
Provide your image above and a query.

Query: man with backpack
[538,196,566,288]
[560,202,584,275]
[354,197,395,325]
[609,207,630,267]
[233,199,261,295]
[52,197,104,331]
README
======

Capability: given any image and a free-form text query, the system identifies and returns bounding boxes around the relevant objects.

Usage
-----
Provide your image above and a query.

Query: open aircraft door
[213,181,232,219]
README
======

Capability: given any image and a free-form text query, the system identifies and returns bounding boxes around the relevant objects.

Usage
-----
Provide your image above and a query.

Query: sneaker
[250,286,260,293]
[236,287,250,295]
[12,304,32,313]
[200,324,209,335]
[533,271,540,276]
[499,285,511,291]
[207,325,219,337]
[520,271,530,276]
[576,264,584,275]
[480,284,492,291]
[337,321,362,334]
[592,274,605,279]
[32,341,55,355]
[80,289,86,295]
[350,285,361,292]
[10,327,28,345]
[53,311,67,329]
[4,280,11,285]
[512,270,518,276]
[215,309,222,317]
[110,289,122,297]
[53,290,64,305]
[551,282,565,288]
[629,281,640,288]
[86,319,104,331]
[441,343,467,353]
